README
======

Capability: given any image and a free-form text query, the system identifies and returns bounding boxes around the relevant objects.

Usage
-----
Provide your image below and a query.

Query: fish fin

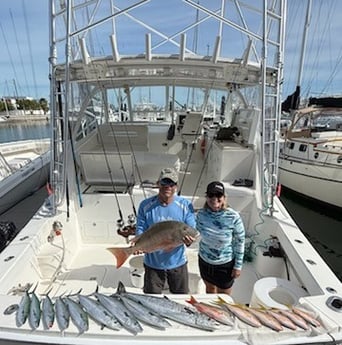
[116,281,126,294]
[186,295,197,305]
[107,247,130,268]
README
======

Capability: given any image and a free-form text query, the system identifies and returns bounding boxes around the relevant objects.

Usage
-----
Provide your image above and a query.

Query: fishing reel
[117,214,136,238]
[47,221,63,243]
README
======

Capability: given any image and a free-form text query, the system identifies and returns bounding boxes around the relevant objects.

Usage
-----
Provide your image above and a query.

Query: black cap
[206,181,225,195]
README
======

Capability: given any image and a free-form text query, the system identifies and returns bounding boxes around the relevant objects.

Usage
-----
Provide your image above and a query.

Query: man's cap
[206,181,225,195]
[158,168,178,184]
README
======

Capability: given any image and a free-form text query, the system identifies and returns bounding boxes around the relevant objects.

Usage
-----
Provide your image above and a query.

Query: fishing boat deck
[0,236,336,344]
[0,285,326,345]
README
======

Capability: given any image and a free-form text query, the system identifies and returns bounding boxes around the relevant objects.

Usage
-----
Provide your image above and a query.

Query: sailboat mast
[296,0,312,92]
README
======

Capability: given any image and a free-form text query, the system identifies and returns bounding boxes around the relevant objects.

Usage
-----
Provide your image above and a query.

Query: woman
[196,181,245,295]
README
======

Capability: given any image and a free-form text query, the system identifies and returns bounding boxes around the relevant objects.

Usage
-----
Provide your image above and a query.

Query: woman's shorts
[198,255,235,289]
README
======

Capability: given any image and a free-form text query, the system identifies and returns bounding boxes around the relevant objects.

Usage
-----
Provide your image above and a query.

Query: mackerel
[78,294,122,331]
[63,297,89,334]
[95,293,142,335]
[55,296,70,332]
[15,290,31,327]
[118,294,171,330]
[120,291,216,331]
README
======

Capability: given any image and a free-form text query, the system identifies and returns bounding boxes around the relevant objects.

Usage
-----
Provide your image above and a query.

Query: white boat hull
[0,151,50,215]
[279,157,342,208]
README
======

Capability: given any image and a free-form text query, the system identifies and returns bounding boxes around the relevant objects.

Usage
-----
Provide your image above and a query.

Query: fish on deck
[107,220,198,268]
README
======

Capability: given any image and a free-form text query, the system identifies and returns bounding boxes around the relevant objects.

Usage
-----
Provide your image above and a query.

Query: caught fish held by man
[107,220,198,268]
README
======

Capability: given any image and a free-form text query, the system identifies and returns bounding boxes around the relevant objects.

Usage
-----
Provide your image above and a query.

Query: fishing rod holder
[47,221,63,243]
[117,214,136,238]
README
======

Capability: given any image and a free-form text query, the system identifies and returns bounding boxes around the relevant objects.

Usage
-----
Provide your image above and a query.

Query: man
[135,167,196,294]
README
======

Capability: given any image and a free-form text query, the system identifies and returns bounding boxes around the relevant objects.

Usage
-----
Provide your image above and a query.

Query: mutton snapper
[107,221,198,268]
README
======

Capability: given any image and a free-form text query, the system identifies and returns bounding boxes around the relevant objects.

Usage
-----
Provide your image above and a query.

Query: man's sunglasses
[160,179,177,187]
[207,193,224,199]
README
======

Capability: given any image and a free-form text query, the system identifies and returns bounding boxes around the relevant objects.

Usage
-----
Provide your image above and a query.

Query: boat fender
[0,221,17,252]
[167,124,175,140]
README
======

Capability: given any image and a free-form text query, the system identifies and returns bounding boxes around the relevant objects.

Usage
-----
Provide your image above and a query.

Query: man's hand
[183,235,195,247]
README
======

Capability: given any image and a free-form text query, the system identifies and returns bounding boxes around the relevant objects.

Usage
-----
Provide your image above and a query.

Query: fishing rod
[96,120,124,226]
[178,86,212,196]
[108,120,137,218]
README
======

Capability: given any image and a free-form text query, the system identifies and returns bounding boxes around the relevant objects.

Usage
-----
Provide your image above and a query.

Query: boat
[0,1,341,344]
[278,0,342,209]
[279,103,342,208]
[0,139,50,216]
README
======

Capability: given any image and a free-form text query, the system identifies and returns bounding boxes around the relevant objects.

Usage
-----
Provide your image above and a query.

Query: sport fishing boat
[0,139,50,216]
[0,1,341,345]
[279,103,342,209]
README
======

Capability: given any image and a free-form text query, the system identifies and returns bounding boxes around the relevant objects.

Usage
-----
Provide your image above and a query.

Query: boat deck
[0,240,334,345]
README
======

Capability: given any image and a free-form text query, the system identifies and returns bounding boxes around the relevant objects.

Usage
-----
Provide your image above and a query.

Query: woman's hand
[232,268,241,279]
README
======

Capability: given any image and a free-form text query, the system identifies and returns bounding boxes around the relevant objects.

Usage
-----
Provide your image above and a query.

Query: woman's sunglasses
[207,193,224,199]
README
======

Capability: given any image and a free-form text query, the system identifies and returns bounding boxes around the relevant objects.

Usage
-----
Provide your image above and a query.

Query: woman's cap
[158,168,178,184]
[206,181,225,195]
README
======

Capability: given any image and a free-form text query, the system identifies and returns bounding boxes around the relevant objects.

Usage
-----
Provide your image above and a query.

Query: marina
[0,1,341,345]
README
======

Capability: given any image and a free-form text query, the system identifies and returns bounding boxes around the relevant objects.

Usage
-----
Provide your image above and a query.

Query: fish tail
[107,247,131,268]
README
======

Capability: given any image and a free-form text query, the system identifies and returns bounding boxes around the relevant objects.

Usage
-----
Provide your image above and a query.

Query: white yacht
[0,139,50,215]
[279,106,342,208]
[0,1,341,345]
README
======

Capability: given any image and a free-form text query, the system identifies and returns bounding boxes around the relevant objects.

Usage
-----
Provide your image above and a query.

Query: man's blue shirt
[136,194,196,270]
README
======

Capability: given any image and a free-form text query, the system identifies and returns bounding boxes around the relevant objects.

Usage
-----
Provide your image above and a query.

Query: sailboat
[278,0,342,209]
[0,1,341,344]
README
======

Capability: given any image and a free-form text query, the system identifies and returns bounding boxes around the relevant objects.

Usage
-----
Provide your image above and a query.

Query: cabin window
[337,156,342,164]
[299,144,307,152]
[286,142,295,150]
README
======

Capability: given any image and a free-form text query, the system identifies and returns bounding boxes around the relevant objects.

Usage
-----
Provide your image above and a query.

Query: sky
[0,0,341,102]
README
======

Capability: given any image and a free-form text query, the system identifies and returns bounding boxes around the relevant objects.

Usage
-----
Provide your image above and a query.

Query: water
[280,188,342,281]
[0,122,50,143]
[1,123,341,280]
